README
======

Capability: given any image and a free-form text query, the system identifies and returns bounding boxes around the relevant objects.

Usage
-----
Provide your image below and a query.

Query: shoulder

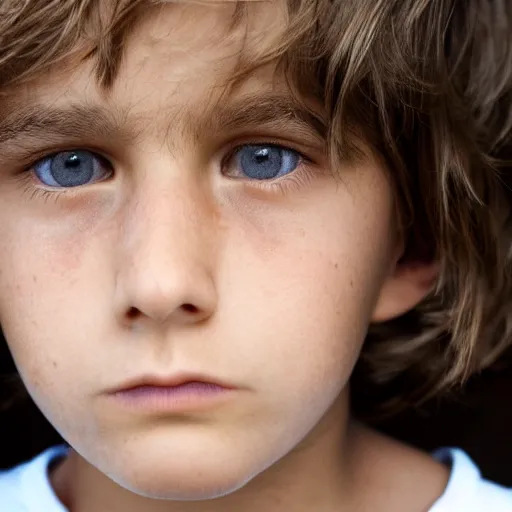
[0,446,68,511]
[0,457,27,509]
[429,448,512,511]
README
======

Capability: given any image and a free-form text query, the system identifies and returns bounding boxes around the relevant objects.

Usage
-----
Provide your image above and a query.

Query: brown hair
[0,0,511,416]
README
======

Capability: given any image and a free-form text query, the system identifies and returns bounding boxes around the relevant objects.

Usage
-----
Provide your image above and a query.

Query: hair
[0,0,511,417]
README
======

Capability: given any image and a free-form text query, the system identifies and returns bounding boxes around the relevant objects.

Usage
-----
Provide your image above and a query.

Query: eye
[228,144,301,180]
[32,150,113,188]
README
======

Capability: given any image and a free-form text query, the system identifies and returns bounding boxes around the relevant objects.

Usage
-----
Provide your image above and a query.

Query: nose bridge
[128,169,210,261]
[115,168,218,325]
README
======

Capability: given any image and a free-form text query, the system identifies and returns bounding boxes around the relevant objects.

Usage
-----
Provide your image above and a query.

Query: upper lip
[109,372,237,394]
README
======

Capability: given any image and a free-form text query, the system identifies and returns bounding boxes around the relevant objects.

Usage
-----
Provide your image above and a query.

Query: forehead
[0,1,326,156]
[132,1,287,49]
[117,2,287,109]
[5,2,290,130]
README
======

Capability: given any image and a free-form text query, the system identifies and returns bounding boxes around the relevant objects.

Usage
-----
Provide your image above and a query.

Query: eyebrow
[0,103,133,155]
[199,93,327,143]
[0,94,327,151]
[0,103,127,147]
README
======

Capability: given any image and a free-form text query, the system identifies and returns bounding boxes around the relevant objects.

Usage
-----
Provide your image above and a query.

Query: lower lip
[111,382,234,413]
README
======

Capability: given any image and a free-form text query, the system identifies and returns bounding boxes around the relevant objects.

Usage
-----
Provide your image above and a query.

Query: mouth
[112,372,237,393]
[107,372,237,413]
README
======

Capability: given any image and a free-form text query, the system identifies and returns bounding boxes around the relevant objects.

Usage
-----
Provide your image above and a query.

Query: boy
[0,0,511,510]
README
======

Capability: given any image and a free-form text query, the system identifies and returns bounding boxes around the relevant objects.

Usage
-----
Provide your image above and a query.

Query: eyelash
[15,149,108,203]
[221,141,315,195]
[254,169,314,196]
[15,141,317,201]
[17,172,68,204]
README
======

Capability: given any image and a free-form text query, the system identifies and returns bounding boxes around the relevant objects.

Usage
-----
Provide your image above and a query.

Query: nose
[114,173,218,329]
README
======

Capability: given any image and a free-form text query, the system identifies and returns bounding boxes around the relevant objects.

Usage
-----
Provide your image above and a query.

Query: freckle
[334,263,339,269]
[52,360,57,368]
[32,275,37,283]
[350,280,354,288]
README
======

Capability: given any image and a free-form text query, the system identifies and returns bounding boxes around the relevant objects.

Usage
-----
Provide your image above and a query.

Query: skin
[0,3,448,511]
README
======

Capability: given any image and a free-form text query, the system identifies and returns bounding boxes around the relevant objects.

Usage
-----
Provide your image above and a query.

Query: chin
[89,435,269,501]
[77,425,290,501]
[108,459,256,501]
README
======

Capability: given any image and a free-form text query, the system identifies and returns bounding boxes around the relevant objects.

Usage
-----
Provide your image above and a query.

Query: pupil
[254,148,270,163]
[51,150,95,187]
[67,154,81,167]
[239,145,285,180]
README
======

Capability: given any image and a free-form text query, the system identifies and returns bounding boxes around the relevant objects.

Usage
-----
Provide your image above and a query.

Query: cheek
[218,170,396,412]
[0,203,108,414]
[0,189,111,324]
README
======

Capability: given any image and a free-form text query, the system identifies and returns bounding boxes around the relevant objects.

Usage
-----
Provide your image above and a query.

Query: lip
[107,372,237,413]
[110,372,237,394]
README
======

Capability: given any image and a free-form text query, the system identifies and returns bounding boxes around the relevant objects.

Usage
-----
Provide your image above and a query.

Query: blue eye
[233,144,301,180]
[33,150,112,188]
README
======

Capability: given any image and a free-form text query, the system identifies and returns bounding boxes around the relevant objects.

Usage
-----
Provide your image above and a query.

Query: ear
[371,259,439,323]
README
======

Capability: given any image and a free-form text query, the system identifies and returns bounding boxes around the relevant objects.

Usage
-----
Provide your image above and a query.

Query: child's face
[0,2,402,500]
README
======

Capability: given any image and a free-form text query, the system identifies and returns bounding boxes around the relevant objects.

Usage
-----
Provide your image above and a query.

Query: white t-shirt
[0,446,511,511]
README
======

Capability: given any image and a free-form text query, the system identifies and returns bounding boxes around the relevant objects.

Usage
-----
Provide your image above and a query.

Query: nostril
[182,303,199,314]
[126,307,141,319]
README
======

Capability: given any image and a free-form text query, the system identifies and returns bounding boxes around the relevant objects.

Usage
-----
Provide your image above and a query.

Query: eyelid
[245,160,316,196]
[221,139,313,169]
[0,143,115,177]
[26,149,114,190]
[219,141,319,197]
[220,142,305,183]
[28,147,113,170]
